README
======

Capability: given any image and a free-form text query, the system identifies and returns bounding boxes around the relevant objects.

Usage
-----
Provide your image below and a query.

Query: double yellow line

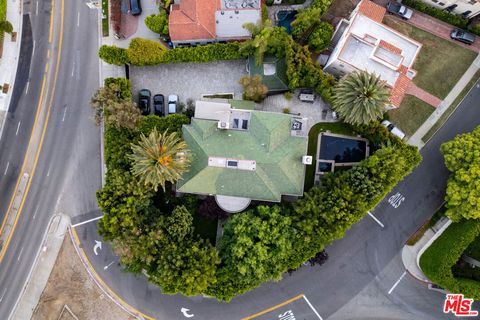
[0,0,64,262]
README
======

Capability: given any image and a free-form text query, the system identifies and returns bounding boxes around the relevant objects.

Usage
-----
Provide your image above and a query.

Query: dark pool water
[319,135,367,163]
[277,10,297,34]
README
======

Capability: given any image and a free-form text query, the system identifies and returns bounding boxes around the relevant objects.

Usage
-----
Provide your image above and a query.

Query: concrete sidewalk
[407,53,480,148]
[0,0,23,139]
[402,217,452,283]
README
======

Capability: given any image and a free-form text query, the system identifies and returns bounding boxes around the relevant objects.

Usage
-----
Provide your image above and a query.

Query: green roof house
[177,100,309,212]
[247,56,289,93]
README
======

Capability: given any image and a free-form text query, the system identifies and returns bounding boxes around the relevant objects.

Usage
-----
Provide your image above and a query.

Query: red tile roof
[378,39,402,55]
[390,72,411,107]
[358,0,386,23]
[169,0,219,41]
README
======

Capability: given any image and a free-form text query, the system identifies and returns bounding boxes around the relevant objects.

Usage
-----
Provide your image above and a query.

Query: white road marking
[32,40,36,57]
[33,207,39,219]
[71,62,74,77]
[15,121,21,136]
[388,271,407,295]
[77,11,80,27]
[3,162,9,176]
[368,211,384,228]
[302,295,323,320]
[71,215,104,228]
[46,166,51,177]
[0,289,6,303]
[62,107,67,122]
[104,261,115,270]
[25,81,29,94]
[35,1,38,15]
[17,246,24,261]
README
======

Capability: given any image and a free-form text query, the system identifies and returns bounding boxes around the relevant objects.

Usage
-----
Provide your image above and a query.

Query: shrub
[261,4,269,22]
[284,91,293,100]
[308,22,334,53]
[144,11,169,35]
[420,220,480,300]
[282,107,291,113]
[127,38,167,65]
[98,45,128,65]
[402,0,470,31]
[265,0,274,6]
[104,77,132,99]
[239,75,268,102]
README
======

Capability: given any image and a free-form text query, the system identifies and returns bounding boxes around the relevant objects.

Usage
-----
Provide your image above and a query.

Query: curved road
[0,0,478,318]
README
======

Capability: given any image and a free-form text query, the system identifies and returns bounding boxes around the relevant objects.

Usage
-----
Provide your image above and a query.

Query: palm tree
[241,19,274,65]
[332,71,391,125]
[129,129,191,191]
[0,20,13,35]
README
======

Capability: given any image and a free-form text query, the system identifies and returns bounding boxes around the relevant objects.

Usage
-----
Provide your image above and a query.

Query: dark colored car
[386,2,413,20]
[450,29,476,45]
[130,0,142,16]
[153,94,165,116]
[138,89,151,115]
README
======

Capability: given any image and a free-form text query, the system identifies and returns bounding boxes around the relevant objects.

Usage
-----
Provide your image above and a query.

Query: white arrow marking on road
[25,81,29,94]
[181,307,194,318]
[104,261,115,270]
[93,240,102,256]
[35,1,39,15]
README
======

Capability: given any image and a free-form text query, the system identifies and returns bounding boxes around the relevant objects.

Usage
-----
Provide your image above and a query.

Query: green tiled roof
[248,56,289,92]
[177,111,308,202]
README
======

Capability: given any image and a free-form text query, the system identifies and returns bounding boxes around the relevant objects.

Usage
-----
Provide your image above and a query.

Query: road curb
[69,226,154,320]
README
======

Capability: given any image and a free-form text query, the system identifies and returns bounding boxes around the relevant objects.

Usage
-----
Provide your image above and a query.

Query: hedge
[420,220,480,299]
[99,39,246,66]
[402,0,478,34]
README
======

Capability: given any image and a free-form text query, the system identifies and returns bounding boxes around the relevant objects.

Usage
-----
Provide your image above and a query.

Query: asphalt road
[0,0,101,317]
[74,79,480,320]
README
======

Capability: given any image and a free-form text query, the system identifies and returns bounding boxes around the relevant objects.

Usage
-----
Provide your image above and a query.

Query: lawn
[383,16,477,99]
[304,122,354,191]
[422,70,480,143]
[102,0,109,37]
[387,95,435,137]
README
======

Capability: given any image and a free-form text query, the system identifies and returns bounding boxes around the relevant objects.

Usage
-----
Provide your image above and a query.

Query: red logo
[443,294,478,317]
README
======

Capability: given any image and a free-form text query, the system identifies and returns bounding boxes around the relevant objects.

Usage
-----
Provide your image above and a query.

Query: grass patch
[387,95,434,137]
[0,0,6,56]
[304,122,354,191]
[383,16,477,99]
[422,70,480,143]
[102,0,109,37]
[192,212,217,245]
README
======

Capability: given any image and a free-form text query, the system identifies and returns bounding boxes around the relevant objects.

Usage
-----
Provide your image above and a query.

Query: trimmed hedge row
[420,220,480,299]
[99,39,246,66]
[402,0,480,36]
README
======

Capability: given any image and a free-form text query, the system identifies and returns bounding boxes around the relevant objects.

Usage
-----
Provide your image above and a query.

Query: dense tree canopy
[441,126,480,221]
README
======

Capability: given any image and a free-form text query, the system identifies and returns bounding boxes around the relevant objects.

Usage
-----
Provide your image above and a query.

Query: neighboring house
[168,0,261,48]
[418,0,480,19]
[246,56,289,93]
[177,100,310,213]
[323,0,422,108]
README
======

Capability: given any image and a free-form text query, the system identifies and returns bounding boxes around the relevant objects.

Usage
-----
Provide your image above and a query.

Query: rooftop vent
[218,121,229,129]
[302,156,313,165]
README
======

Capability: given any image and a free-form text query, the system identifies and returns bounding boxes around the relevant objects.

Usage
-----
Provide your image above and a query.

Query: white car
[382,120,406,140]
[168,94,178,114]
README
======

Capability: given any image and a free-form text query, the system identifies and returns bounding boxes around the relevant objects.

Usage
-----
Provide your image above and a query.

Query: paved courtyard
[129,60,247,103]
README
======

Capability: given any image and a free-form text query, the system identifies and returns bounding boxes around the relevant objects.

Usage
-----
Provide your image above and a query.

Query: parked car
[386,2,413,20]
[168,94,178,114]
[450,29,476,45]
[381,120,406,140]
[130,0,142,16]
[138,89,151,115]
[153,94,165,116]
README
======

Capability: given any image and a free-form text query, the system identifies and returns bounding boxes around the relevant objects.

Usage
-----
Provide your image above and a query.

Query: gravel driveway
[129,60,247,103]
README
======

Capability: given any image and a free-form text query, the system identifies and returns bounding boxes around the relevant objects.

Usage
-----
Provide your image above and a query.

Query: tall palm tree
[0,20,13,35]
[129,129,191,191]
[332,71,390,125]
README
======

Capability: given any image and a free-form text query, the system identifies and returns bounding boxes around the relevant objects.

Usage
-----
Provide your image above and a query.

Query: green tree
[0,20,13,35]
[145,11,169,35]
[239,75,268,102]
[307,22,333,52]
[241,20,289,64]
[441,126,480,221]
[291,8,322,40]
[332,71,390,125]
[90,81,141,131]
[129,128,191,191]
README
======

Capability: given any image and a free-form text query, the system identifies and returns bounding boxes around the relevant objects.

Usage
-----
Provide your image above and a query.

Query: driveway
[129,60,247,103]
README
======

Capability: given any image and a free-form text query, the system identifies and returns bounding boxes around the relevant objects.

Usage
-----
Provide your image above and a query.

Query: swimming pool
[316,133,369,174]
[277,10,297,34]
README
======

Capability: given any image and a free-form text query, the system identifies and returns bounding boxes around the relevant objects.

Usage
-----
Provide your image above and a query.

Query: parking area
[129,60,247,104]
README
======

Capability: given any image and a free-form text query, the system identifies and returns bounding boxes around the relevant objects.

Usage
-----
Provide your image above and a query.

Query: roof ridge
[254,166,280,201]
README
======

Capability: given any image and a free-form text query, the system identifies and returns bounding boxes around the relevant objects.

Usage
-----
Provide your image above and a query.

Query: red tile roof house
[168,0,261,48]
[323,0,422,108]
